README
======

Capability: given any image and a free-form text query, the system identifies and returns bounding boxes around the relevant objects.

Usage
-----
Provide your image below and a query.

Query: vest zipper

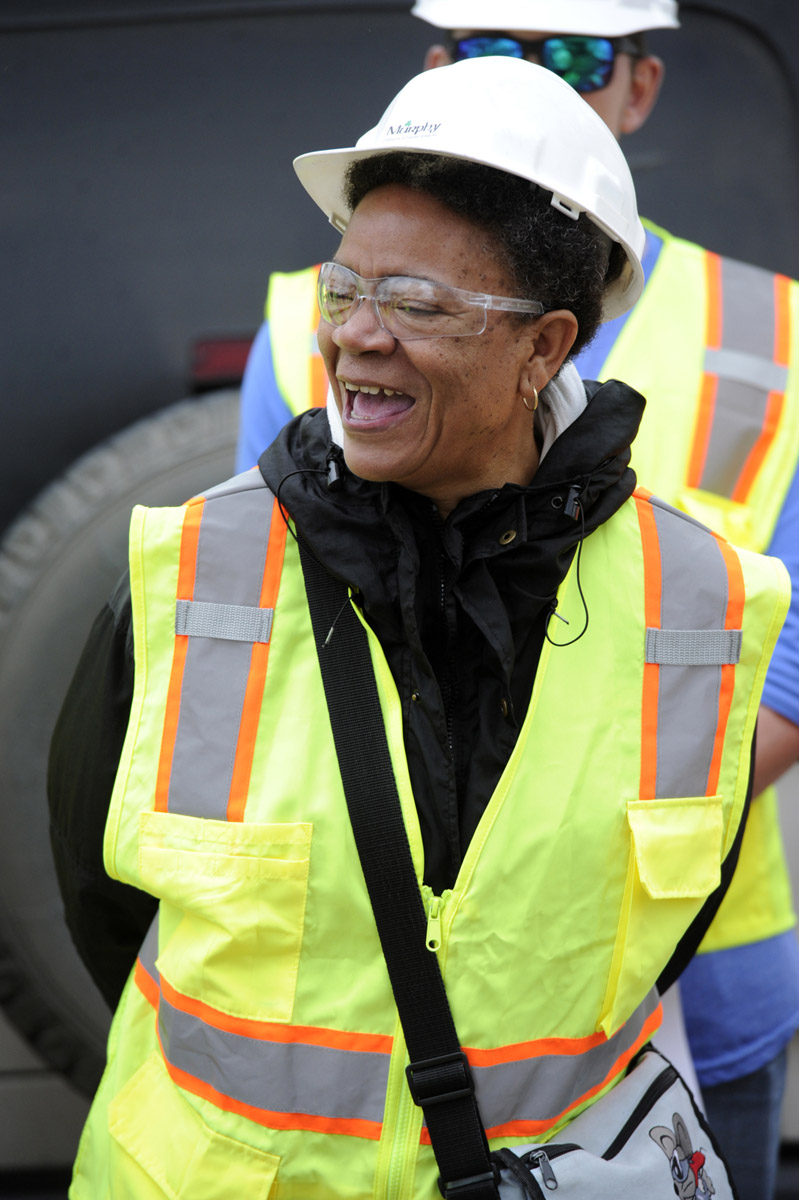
[385,890,450,1199]
[385,1072,418,1200]
[426,894,442,952]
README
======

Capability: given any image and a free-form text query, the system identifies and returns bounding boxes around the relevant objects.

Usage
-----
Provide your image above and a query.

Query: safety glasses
[450,33,641,94]
[317,262,543,341]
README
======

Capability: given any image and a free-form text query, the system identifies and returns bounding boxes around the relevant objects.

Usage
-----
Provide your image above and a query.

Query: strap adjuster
[438,1166,501,1198]
[406,1050,475,1107]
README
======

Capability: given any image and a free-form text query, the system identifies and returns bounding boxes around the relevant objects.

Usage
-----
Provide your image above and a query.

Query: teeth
[341,380,405,398]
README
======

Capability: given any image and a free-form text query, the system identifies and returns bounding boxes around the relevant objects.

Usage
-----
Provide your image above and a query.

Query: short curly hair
[343,152,626,358]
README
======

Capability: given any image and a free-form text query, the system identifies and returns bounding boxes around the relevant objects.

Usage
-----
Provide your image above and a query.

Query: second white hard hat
[293,56,645,321]
[411,0,679,37]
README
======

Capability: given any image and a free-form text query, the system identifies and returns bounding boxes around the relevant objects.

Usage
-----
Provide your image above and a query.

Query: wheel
[0,390,240,1095]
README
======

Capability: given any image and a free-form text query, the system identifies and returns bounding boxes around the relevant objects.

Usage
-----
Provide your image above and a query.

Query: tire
[0,390,240,1095]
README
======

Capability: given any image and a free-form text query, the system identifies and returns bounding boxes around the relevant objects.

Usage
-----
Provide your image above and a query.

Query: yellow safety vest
[71,469,787,1198]
[267,241,799,953]
[266,265,328,415]
[600,220,799,952]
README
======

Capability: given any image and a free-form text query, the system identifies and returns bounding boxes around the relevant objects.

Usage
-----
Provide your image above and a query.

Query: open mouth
[340,379,415,424]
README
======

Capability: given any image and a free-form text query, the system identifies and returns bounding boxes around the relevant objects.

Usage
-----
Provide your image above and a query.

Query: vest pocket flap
[109,1052,279,1198]
[626,797,723,899]
[138,811,312,884]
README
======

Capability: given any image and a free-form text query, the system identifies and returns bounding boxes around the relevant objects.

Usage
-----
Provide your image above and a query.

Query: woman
[50,58,786,1198]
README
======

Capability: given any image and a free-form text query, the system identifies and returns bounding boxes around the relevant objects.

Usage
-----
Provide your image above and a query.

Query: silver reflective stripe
[704,348,787,395]
[699,257,781,497]
[157,992,390,1127]
[168,478,275,819]
[645,628,741,666]
[463,990,659,1134]
[648,497,729,797]
[176,599,274,644]
[138,915,160,981]
[137,917,390,1129]
[142,938,655,1137]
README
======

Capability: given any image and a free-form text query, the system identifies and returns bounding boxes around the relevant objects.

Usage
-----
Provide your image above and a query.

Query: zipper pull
[564,484,582,520]
[532,1151,558,1190]
[426,895,442,952]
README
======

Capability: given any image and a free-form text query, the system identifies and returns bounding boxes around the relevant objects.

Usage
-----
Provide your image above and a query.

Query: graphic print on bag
[650,1112,715,1199]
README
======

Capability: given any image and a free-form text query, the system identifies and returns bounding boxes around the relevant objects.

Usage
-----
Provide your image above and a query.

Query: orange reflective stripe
[135,956,160,1009]
[419,1004,664,1143]
[466,1026,618,1067]
[227,498,289,820]
[310,264,328,408]
[774,272,791,365]
[156,970,393,1056]
[706,533,746,796]
[686,252,723,489]
[310,353,329,409]
[686,374,719,490]
[730,389,784,503]
[633,489,662,800]
[154,496,205,812]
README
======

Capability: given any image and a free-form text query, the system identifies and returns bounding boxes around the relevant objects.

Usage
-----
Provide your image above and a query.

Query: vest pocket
[600,796,723,1036]
[107,1052,280,1198]
[627,796,723,899]
[137,811,312,1022]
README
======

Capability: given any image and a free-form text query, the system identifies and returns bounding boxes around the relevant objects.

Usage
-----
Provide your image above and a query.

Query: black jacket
[49,379,671,1009]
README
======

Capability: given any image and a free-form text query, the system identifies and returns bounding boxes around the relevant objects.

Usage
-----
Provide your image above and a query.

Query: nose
[331,296,397,354]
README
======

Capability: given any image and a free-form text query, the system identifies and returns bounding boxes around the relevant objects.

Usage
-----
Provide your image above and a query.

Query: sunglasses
[450,33,642,94]
[317,262,543,341]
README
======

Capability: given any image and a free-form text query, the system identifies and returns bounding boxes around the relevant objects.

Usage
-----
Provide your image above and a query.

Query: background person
[49,57,788,1197]
[235,4,799,1195]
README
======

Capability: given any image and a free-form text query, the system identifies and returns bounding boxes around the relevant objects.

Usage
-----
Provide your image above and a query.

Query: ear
[520,310,579,395]
[424,44,453,70]
[619,55,664,135]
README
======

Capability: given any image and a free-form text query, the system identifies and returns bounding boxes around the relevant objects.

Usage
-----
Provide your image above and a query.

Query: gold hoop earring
[522,385,538,413]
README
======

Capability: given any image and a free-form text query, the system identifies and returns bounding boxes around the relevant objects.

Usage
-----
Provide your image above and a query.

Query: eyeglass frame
[448,32,644,94]
[317,261,545,342]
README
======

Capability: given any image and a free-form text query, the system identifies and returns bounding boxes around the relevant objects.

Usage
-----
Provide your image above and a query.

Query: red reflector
[190,336,255,391]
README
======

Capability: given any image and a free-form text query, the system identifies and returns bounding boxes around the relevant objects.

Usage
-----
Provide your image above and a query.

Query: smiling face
[318,183,574,517]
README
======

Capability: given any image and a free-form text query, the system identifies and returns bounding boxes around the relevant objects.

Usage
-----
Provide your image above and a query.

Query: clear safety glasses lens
[317,264,543,341]
[452,34,637,94]
[317,264,490,340]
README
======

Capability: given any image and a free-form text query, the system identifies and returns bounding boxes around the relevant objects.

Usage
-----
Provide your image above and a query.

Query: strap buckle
[405,1050,475,1108]
[438,1166,501,1198]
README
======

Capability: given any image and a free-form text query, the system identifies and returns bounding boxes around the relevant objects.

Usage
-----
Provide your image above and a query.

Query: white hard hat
[411,0,679,36]
[293,57,645,321]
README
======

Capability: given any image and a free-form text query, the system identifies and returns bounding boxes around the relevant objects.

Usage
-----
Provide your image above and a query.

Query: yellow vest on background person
[266,265,328,415]
[71,468,787,1198]
[264,235,799,955]
[601,220,799,953]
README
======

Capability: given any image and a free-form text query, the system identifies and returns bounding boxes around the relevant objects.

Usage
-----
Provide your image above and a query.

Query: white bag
[495,1047,737,1199]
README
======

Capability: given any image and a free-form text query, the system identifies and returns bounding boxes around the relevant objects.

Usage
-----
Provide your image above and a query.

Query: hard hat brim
[293,141,644,323]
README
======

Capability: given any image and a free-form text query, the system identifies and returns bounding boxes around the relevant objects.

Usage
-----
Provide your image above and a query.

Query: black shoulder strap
[298,537,499,1200]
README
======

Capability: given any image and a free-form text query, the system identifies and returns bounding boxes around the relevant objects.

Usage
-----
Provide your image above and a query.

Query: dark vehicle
[0,0,797,1177]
